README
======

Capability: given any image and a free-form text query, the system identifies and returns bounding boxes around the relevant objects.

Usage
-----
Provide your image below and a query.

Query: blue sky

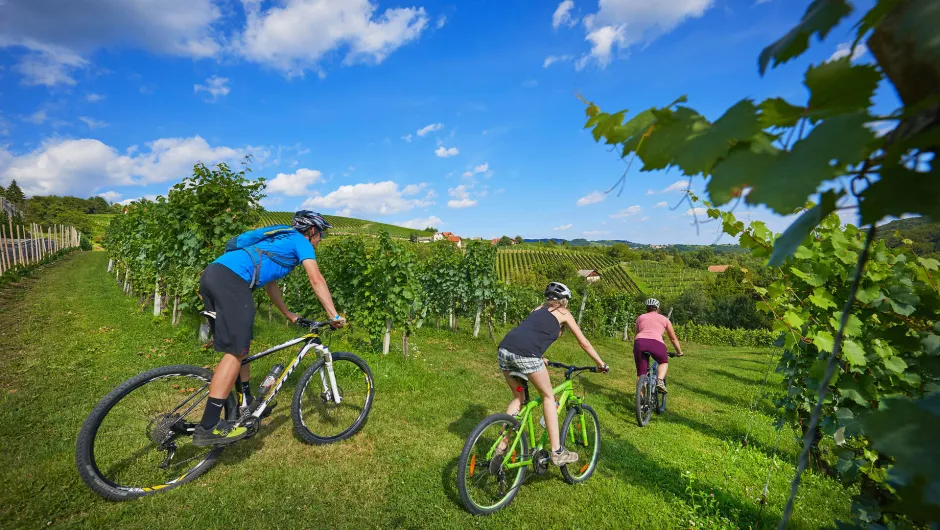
[0,0,894,244]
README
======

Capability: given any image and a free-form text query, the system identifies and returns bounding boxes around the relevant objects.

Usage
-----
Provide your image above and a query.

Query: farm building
[578,269,601,283]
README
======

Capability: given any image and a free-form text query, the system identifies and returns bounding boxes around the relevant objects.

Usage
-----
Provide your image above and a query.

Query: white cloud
[647,180,690,194]
[118,194,158,206]
[401,133,413,142]
[86,93,105,102]
[303,181,433,215]
[553,223,573,231]
[0,112,10,136]
[611,205,642,218]
[26,110,48,125]
[194,75,230,100]
[868,120,895,138]
[447,184,477,208]
[828,42,868,62]
[0,0,222,86]
[98,191,122,202]
[576,190,605,206]
[568,0,714,70]
[462,163,489,177]
[436,15,447,29]
[238,0,429,75]
[0,135,266,196]
[79,116,108,130]
[640,216,650,221]
[583,230,609,236]
[685,207,708,217]
[402,182,428,195]
[400,215,442,229]
[552,1,577,29]
[522,79,538,88]
[435,146,459,158]
[265,168,322,196]
[576,24,626,70]
[417,123,443,136]
[654,201,668,208]
[543,54,574,68]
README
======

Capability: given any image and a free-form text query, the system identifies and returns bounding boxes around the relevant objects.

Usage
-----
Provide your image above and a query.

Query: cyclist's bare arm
[302,259,340,320]
[557,309,605,368]
[263,281,297,322]
[665,321,684,355]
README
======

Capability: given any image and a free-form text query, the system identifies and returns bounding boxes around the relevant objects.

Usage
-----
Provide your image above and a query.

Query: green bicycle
[456,361,605,515]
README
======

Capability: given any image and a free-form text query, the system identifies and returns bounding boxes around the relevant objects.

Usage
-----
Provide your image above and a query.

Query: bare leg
[208,353,243,399]
[657,362,669,381]
[239,364,251,384]
[498,371,526,451]
[527,369,560,452]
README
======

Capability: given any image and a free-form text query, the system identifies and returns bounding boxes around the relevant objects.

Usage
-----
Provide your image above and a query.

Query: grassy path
[0,252,853,528]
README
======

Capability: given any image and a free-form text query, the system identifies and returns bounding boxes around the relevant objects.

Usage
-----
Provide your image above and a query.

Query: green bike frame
[489,377,589,471]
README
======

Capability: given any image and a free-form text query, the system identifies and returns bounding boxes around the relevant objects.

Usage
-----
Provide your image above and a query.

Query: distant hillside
[257,212,433,239]
[879,217,940,258]
[523,237,745,253]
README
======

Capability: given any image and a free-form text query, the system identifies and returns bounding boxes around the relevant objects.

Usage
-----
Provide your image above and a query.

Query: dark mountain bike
[635,351,680,427]
[76,315,375,501]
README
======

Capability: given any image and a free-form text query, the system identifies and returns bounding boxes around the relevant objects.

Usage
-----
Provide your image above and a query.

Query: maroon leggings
[633,338,668,376]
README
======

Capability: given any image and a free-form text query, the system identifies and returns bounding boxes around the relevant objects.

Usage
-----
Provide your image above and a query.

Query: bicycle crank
[532,449,550,476]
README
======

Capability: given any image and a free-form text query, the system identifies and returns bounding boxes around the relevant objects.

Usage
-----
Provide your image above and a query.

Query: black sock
[240,379,252,401]
[200,397,226,429]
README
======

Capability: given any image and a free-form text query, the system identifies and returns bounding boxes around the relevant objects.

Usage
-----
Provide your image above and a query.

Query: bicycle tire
[291,351,375,445]
[635,375,652,427]
[457,413,529,516]
[75,364,236,501]
[559,404,601,484]
[655,379,667,414]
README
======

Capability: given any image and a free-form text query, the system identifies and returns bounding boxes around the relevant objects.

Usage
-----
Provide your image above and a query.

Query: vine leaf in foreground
[804,59,881,119]
[863,392,940,522]
[758,0,853,75]
[768,190,841,267]
[859,164,940,225]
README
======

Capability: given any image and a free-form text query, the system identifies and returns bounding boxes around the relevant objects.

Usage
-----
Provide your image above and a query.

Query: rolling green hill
[879,217,940,259]
[623,260,711,299]
[257,212,433,239]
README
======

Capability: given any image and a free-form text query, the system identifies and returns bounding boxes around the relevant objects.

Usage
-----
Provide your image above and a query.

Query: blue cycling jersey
[213,230,316,289]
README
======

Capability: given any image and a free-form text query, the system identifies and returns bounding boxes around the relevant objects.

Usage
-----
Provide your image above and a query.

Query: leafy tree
[497,235,512,247]
[514,235,523,245]
[671,289,714,325]
[409,232,418,243]
[424,226,437,232]
[5,180,25,205]
[607,242,638,261]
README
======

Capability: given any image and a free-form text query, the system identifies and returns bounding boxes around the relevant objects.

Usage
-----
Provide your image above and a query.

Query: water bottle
[540,400,561,428]
[258,364,284,398]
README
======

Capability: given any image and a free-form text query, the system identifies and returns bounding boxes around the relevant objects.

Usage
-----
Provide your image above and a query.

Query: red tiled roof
[708,265,730,273]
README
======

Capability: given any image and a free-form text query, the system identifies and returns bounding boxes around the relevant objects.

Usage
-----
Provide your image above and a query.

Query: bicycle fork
[318,351,342,405]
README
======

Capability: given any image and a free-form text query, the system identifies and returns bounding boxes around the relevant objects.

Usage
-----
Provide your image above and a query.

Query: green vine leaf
[759,97,806,128]
[805,59,881,118]
[815,330,835,352]
[674,99,762,174]
[809,287,838,309]
[758,0,853,75]
[897,0,940,60]
[768,191,840,267]
[884,356,908,374]
[638,108,707,171]
[843,339,868,366]
[859,165,940,225]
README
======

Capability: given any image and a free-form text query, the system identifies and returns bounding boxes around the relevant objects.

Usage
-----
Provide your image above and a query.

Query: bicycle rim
[560,404,601,483]
[635,376,652,427]
[76,367,234,499]
[292,352,375,444]
[458,415,528,514]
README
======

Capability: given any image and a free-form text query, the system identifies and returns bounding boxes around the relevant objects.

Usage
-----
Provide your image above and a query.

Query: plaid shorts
[497,348,546,374]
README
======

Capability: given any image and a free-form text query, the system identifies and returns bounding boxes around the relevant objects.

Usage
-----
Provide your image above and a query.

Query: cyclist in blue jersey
[193,210,346,446]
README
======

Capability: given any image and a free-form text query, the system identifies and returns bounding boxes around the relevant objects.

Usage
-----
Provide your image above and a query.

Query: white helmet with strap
[645,298,660,308]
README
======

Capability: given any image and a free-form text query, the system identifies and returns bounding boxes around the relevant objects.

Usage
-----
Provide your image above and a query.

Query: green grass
[0,252,854,529]
[87,214,115,245]
[624,260,712,299]
[258,211,434,239]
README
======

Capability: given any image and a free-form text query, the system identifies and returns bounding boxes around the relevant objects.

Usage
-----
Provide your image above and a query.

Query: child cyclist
[495,282,608,466]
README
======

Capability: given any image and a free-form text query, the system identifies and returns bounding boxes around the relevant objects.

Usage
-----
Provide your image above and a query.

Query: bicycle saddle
[200,310,216,320]
[508,371,529,383]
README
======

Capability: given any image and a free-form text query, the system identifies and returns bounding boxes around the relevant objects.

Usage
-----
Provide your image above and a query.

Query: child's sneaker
[550,447,579,466]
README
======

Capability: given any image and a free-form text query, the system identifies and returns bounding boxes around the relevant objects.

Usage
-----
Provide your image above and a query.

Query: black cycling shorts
[199,263,256,356]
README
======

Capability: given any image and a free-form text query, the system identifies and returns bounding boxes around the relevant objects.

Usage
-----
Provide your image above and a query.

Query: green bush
[674,323,778,348]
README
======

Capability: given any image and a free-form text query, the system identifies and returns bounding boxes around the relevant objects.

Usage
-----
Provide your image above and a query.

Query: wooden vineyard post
[578,288,588,326]
[666,307,673,320]
[17,225,25,265]
[402,331,409,358]
[0,225,7,274]
[7,215,15,267]
[382,318,392,355]
[473,301,482,338]
[153,276,162,317]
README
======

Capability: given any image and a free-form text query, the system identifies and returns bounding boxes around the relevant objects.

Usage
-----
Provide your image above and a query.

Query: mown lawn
[0,252,854,529]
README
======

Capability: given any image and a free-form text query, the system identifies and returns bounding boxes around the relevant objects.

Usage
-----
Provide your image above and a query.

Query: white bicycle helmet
[545,282,572,300]
[645,298,660,308]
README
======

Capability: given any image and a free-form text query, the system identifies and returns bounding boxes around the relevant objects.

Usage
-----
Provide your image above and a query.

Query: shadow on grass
[657,411,793,466]
[447,403,489,437]
[600,437,774,530]
[221,410,292,464]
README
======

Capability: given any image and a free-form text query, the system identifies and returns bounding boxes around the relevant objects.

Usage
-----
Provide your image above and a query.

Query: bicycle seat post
[508,371,530,403]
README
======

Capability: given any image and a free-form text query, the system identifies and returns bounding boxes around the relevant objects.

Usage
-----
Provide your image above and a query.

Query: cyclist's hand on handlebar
[286,311,300,324]
[597,362,609,374]
[329,314,347,329]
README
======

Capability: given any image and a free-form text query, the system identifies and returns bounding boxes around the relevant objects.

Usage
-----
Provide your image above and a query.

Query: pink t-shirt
[635,312,671,343]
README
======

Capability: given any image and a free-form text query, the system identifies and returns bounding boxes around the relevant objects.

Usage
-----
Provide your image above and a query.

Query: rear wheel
[457,413,528,515]
[292,351,375,444]
[559,404,601,484]
[75,365,236,500]
[635,375,652,427]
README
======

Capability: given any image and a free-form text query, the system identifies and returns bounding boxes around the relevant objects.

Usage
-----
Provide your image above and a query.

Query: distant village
[415,231,522,249]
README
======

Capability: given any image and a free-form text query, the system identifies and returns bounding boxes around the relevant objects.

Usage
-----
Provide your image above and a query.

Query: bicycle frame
[488,378,589,471]
[234,331,341,425]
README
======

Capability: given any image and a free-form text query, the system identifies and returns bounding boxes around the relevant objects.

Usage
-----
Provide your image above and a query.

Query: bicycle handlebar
[546,361,609,379]
[295,317,337,331]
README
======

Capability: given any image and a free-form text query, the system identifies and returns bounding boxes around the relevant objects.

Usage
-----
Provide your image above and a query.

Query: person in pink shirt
[633,298,684,393]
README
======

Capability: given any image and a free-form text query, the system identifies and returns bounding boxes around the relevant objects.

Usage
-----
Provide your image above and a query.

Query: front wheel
[75,364,236,501]
[635,375,652,427]
[292,351,375,445]
[457,413,529,516]
[559,404,601,484]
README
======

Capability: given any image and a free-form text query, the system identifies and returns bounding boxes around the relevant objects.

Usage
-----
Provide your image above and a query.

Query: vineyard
[624,260,710,299]
[496,248,642,294]
[256,211,433,239]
